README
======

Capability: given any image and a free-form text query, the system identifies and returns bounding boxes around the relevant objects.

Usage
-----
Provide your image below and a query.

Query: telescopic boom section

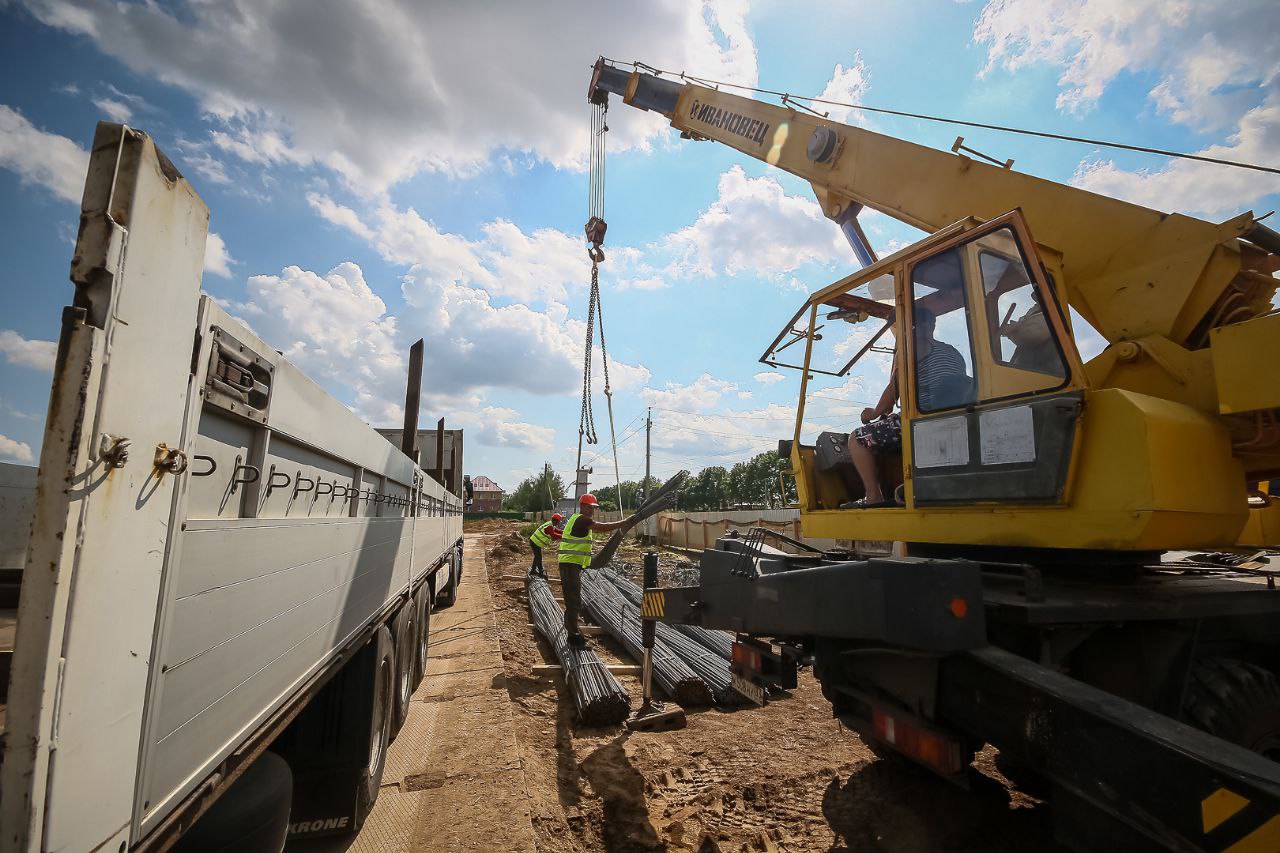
[588,59,1280,350]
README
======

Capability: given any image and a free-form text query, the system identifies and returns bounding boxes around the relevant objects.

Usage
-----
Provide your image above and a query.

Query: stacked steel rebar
[599,568,735,661]
[579,569,712,707]
[589,469,690,570]
[589,568,743,705]
[527,573,629,725]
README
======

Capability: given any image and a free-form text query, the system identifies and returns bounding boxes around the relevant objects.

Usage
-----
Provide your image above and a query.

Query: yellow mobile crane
[590,59,1280,851]
[590,59,1280,554]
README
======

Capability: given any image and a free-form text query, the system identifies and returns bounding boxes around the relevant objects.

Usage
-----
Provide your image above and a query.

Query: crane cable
[599,57,1280,177]
[576,97,627,514]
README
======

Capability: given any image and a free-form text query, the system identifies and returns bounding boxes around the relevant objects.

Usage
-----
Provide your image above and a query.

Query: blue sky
[1,0,1278,494]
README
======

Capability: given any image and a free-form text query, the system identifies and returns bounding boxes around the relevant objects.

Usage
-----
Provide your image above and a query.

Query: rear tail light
[871,708,965,775]
[731,641,763,673]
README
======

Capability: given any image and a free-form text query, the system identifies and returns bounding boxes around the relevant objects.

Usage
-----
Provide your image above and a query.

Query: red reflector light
[949,597,969,619]
[870,709,964,775]
[731,641,762,673]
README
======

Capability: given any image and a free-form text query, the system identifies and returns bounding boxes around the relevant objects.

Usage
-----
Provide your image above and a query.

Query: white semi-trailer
[0,123,464,852]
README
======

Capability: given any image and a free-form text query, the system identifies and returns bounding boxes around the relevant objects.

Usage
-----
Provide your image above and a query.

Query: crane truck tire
[171,750,293,853]
[413,582,432,686]
[1184,657,1280,760]
[391,602,415,736]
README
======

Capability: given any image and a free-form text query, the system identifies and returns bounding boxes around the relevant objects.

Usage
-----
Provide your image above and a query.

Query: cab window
[974,227,1067,391]
[910,248,977,413]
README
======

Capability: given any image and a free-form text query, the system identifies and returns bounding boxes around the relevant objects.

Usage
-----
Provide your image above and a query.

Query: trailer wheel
[391,604,414,735]
[357,625,395,824]
[437,557,459,608]
[1185,657,1280,760]
[413,583,431,686]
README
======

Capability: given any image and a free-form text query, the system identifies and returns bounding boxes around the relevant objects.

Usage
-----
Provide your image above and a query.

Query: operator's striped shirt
[916,341,968,411]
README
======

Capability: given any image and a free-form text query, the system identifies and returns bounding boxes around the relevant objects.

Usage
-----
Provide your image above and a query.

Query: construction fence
[527,508,844,552]
[639,509,844,552]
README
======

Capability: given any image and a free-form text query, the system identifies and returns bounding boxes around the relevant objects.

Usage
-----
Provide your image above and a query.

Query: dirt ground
[470,519,1060,853]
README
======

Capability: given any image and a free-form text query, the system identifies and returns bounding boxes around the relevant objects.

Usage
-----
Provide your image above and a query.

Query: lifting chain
[579,98,610,454]
[576,98,625,511]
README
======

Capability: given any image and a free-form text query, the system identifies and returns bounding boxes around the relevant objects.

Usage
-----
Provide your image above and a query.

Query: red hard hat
[579,493,598,506]
[552,513,564,522]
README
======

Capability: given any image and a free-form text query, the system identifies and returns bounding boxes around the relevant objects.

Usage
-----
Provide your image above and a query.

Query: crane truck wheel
[1184,657,1280,760]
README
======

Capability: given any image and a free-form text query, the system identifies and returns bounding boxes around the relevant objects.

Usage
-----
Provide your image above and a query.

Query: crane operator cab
[760,209,1154,552]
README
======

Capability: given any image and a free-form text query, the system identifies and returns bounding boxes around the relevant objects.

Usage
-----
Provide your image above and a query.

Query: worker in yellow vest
[528,513,564,578]
[559,493,634,646]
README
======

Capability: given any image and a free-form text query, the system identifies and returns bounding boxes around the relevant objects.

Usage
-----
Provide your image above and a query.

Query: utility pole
[644,407,652,496]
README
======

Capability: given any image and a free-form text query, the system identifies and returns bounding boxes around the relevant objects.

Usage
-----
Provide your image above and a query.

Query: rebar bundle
[579,570,712,707]
[599,569,735,661]
[589,469,690,570]
[527,573,629,725]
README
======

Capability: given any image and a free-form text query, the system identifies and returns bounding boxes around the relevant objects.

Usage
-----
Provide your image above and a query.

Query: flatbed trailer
[649,535,1280,852]
[0,123,464,852]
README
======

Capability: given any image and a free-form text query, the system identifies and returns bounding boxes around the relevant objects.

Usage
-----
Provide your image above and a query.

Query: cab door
[901,210,1088,506]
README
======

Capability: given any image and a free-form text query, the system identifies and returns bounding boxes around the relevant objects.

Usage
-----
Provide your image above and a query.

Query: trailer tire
[1185,657,1280,760]
[357,626,395,825]
[438,556,459,608]
[413,583,431,686]
[391,604,414,736]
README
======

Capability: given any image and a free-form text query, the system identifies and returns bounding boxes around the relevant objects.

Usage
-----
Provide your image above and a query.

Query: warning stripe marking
[1225,815,1280,853]
[1203,789,1249,834]
[641,591,664,619]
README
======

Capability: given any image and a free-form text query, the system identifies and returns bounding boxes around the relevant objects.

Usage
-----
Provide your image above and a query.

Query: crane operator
[844,305,969,508]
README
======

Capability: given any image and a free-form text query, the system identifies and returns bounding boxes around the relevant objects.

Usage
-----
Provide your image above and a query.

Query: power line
[655,423,784,442]
[600,57,1280,176]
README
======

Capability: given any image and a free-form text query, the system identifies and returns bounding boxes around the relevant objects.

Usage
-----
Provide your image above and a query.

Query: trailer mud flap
[938,646,1280,852]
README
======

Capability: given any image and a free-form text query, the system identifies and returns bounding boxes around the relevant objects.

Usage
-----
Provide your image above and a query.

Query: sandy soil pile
[472,520,1056,852]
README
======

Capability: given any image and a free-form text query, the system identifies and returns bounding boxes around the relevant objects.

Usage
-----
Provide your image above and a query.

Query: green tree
[680,466,728,511]
[504,464,567,512]
[726,451,786,508]
[595,475,662,512]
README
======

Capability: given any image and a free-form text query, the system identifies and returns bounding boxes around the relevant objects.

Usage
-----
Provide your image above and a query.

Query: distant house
[470,476,504,511]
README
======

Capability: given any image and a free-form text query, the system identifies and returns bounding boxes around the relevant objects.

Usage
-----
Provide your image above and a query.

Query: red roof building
[470,475,504,511]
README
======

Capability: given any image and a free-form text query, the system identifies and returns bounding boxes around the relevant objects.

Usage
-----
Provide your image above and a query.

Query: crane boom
[589,60,1279,349]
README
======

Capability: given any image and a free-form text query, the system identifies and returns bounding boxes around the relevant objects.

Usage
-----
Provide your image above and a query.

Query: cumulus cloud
[232,260,649,425]
[235,263,404,421]
[203,232,236,278]
[974,0,1280,128]
[1072,95,1280,218]
[0,330,57,371]
[662,165,846,280]
[0,434,34,464]
[310,194,591,305]
[816,53,871,124]
[92,97,132,123]
[641,373,740,412]
[0,105,89,203]
[974,1,1280,219]
[453,406,556,452]
[21,0,757,192]
[753,371,786,385]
